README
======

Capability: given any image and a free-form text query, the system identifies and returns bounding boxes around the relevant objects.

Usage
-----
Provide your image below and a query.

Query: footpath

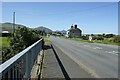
[41,43,64,79]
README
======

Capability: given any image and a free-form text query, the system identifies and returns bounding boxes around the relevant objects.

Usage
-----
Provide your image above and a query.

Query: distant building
[1,31,11,37]
[2,31,9,33]
[66,24,82,38]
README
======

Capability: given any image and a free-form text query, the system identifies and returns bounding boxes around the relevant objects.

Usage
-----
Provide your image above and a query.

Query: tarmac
[31,42,93,79]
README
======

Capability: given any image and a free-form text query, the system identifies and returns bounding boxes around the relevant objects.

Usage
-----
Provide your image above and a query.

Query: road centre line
[105,51,118,56]
[84,45,118,56]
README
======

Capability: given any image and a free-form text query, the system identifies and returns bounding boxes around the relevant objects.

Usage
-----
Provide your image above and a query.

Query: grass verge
[44,36,52,43]
[93,40,119,46]
[61,37,119,46]
[67,38,94,43]
[0,37,10,47]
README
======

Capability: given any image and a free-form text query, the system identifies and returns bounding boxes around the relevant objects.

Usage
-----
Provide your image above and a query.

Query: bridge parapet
[0,38,43,79]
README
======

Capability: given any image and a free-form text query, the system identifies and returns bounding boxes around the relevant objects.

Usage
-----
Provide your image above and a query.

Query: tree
[113,36,120,43]
[91,34,94,36]
[82,35,89,40]
[105,34,115,38]
[102,33,105,37]
[2,27,41,63]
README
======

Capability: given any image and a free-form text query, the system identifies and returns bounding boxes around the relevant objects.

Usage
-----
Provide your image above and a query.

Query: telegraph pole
[13,12,15,37]
[13,12,15,52]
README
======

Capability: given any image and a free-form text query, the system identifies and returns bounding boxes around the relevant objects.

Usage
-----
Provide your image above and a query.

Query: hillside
[54,30,67,34]
[1,23,53,34]
[0,22,26,33]
[34,26,52,34]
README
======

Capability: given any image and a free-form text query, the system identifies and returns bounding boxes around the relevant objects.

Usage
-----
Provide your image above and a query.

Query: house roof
[67,24,82,32]
[2,31,9,33]
[68,28,81,31]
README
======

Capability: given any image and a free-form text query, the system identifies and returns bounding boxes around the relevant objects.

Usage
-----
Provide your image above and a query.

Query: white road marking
[84,45,90,47]
[93,47,102,50]
[112,51,119,54]
[84,45,118,56]
[84,45,102,50]
[105,51,118,55]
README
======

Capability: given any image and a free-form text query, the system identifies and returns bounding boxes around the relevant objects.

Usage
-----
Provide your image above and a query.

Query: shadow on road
[44,45,51,50]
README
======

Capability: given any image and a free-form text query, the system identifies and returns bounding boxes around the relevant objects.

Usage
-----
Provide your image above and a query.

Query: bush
[113,36,120,43]
[2,27,41,63]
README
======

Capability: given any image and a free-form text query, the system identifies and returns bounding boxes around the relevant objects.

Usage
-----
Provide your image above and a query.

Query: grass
[0,36,51,47]
[93,40,119,46]
[60,36,119,46]
[43,66,47,69]
[66,38,94,43]
[0,37,10,47]
[43,36,52,43]
[44,39,52,43]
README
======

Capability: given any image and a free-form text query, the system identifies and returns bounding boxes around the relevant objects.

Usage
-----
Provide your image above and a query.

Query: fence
[0,38,43,79]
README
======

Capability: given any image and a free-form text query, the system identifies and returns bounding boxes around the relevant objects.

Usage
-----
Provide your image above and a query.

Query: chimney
[71,24,73,28]
[74,24,77,29]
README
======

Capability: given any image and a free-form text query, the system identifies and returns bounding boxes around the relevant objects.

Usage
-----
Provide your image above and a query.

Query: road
[49,36,118,78]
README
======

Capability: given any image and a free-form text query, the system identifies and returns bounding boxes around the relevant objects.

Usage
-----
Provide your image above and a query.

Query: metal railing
[0,38,43,79]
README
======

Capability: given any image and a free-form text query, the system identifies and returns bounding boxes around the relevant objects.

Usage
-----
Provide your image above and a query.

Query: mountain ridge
[34,26,53,34]
[0,22,26,33]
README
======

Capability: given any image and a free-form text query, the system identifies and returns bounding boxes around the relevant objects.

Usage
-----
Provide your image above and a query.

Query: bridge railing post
[24,51,29,79]
[12,66,15,80]
[8,69,11,79]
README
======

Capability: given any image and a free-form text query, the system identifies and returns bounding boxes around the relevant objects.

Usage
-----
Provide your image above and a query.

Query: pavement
[49,36,118,78]
[42,43,64,78]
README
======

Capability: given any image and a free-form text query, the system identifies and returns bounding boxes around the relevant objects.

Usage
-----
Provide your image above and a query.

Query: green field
[0,37,10,47]
[93,40,119,46]
[63,37,119,46]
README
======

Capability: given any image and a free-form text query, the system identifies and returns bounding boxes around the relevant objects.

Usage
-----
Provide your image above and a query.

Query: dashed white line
[84,45,90,47]
[84,45,118,56]
[112,51,119,54]
[105,51,118,55]
[84,45,102,50]
[93,47,102,50]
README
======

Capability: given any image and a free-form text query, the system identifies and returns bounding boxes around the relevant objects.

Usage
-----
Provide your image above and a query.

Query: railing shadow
[43,45,51,50]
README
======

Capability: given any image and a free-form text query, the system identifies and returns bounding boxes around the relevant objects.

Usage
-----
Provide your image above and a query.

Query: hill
[54,30,67,34]
[0,22,26,33]
[34,26,52,34]
[60,30,67,34]
[0,23,53,34]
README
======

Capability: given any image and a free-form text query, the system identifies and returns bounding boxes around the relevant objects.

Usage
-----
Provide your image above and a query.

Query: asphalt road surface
[49,36,118,78]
